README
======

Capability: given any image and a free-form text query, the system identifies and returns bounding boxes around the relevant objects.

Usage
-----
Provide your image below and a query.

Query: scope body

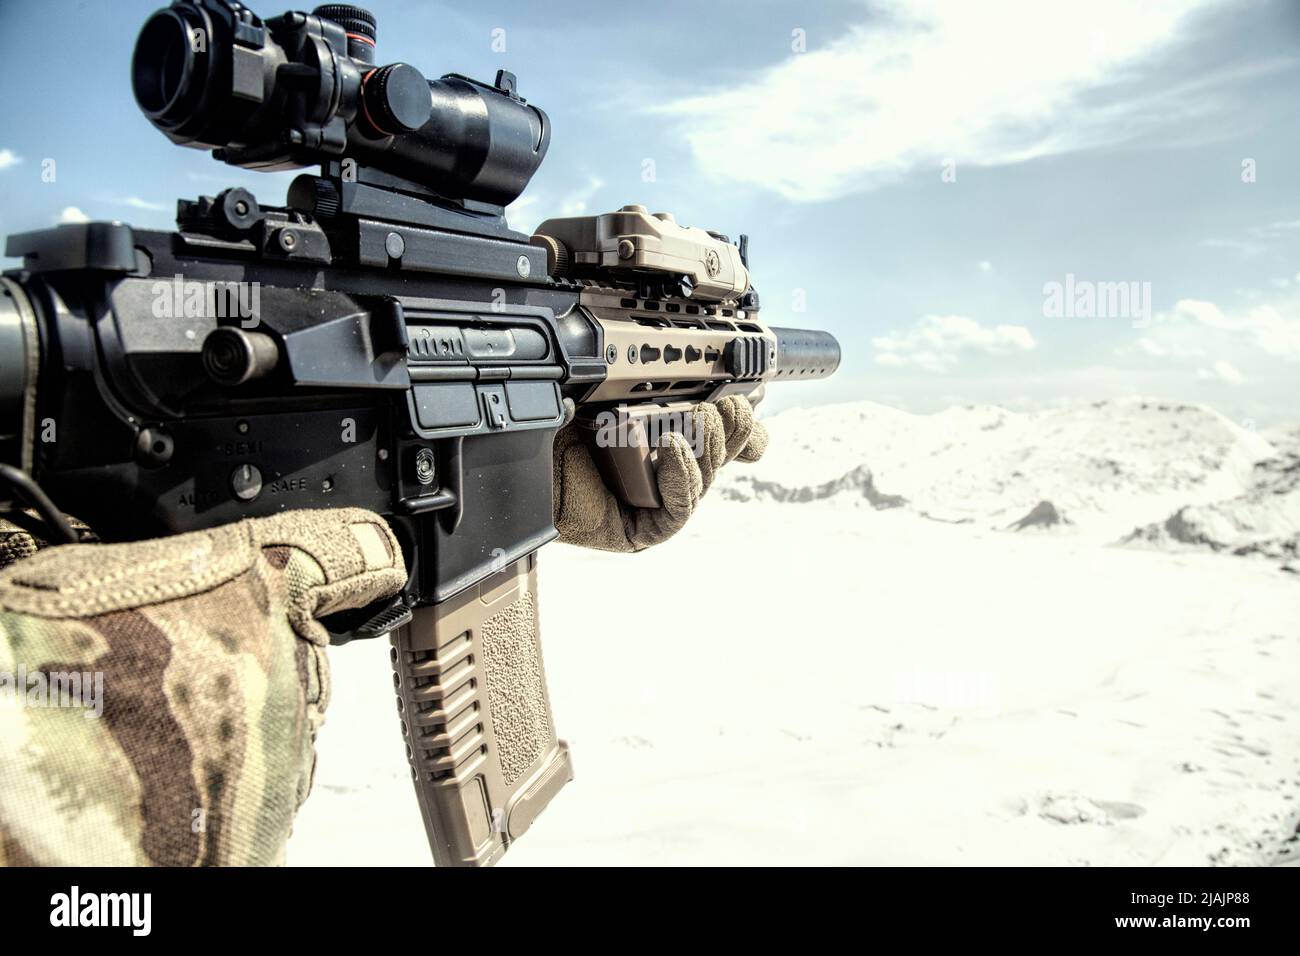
[132,0,549,206]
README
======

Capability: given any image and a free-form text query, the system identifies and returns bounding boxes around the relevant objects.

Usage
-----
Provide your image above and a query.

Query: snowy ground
[289,399,1300,866]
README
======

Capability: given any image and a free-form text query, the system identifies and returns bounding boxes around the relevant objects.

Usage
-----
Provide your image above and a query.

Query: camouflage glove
[553,395,768,552]
[0,507,405,866]
[0,517,96,570]
[0,521,40,571]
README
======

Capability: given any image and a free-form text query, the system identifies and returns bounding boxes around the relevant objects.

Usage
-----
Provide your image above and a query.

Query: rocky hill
[719,397,1294,566]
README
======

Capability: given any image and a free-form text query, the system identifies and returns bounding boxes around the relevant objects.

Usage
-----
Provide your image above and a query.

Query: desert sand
[289,398,1300,866]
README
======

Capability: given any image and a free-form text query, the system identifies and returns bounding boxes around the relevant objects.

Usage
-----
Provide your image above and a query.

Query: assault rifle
[0,0,839,865]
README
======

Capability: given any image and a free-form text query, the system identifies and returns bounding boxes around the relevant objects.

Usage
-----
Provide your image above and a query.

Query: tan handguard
[389,552,572,866]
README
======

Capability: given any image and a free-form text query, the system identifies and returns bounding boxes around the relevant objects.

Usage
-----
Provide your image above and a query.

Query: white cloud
[656,0,1231,201]
[557,176,604,218]
[505,194,541,233]
[1197,359,1244,385]
[58,207,90,224]
[1199,237,1266,258]
[113,196,170,212]
[0,149,21,171]
[508,177,606,235]
[874,314,1035,371]
[1201,219,1300,259]
[1162,298,1300,360]
[1137,337,1169,358]
[1120,295,1300,399]
[978,260,993,273]
[1250,219,1300,239]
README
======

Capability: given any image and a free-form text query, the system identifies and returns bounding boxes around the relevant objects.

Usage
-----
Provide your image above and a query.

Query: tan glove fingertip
[715,395,758,463]
[554,439,609,539]
[738,418,769,462]
[655,431,703,515]
[691,401,728,490]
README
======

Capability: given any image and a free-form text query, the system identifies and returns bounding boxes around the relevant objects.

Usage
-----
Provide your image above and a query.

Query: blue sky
[2,0,1298,423]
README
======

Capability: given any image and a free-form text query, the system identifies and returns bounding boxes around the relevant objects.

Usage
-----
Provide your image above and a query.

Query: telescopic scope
[130,0,549,206]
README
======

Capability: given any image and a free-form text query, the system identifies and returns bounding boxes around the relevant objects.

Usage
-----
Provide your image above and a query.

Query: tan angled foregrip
[390,552,573,866]
[574,401,699,509]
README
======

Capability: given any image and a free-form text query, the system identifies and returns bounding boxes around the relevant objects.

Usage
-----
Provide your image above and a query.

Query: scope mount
[176,137,549,284]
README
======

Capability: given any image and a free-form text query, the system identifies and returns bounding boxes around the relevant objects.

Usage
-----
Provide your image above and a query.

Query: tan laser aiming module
[531,203,750,301]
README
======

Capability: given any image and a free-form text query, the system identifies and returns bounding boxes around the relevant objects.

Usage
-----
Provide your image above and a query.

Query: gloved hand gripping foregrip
[575,327,839,509]
[389,552,573,867]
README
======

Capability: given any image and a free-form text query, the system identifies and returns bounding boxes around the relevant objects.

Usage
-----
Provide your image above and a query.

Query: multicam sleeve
[0,508,405,866]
